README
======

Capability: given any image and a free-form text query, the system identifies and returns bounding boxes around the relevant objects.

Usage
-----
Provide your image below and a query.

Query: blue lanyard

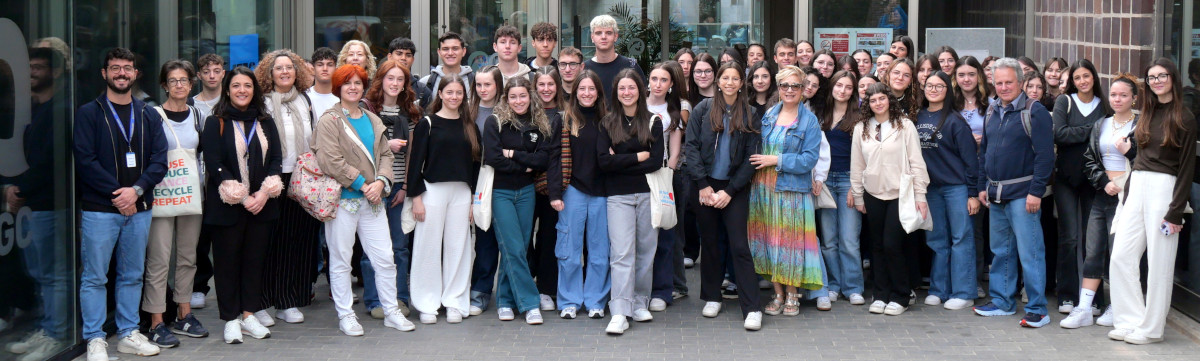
[106,98,136,145]
[241,121,258,149]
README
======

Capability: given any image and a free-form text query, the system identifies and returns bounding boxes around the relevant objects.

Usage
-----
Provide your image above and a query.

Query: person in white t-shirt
[307,47,341,121]
[643,61,692,314]
[192,54,224,120]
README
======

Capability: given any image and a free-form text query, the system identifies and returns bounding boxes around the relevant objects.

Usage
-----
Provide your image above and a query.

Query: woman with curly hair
[251,49,320,326]
[338,40,378,79]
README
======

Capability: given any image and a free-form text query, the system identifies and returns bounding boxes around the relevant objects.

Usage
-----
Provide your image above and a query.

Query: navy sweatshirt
[915,108,978,194]
[73,94,168,213]
[977,93,1055,201]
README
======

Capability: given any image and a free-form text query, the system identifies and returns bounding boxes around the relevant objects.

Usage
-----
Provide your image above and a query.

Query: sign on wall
[814,28,894,59]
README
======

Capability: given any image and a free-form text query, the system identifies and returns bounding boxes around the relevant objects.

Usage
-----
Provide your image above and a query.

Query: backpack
[985,96,1039,139]
[424,70,476,100]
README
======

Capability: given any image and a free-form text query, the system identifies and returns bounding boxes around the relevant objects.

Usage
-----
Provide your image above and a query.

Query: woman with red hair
[356,60,423,318]
[314,65,416,336]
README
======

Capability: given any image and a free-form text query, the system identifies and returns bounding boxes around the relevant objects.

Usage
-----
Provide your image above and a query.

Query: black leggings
[211,216,273,321]
[864,193,914,304]
[694,178,760,316]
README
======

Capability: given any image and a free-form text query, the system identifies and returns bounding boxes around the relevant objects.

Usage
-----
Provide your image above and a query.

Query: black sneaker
[722,285,739,299]
[171,313,210,338]
[149,323,181,348]
[1020,312,1050,328]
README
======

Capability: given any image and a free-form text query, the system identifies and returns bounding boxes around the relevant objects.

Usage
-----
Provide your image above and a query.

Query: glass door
[432,0,550,71]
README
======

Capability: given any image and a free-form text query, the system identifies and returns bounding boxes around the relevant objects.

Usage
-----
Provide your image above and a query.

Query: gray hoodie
[419,64,475,98]
[500,63,532,85]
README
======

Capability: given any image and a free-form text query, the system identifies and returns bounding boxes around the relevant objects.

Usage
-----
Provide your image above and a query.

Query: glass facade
[314,0,412,61]
[1163,0,1200,323]
[1,1,79,360]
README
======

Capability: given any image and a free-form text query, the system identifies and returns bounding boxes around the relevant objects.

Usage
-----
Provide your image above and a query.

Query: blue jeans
[22,211,72,340]
[492,185,540,312]
[817,171,864,295]
[555,185,611,311]
[987,198,1048,315]
[80,210,151,340]
[362,189,413,309]
[925,185,977,300]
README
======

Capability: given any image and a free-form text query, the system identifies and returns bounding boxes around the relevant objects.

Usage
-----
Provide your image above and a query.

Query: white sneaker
[253,310,275,327]
[1058,300,1075,314]
[560,307,577,319]
[276,308,304,323]
[1108,328,1133,341]
[16,338,58,361]
[744,312,763,331]
[419,313,437,324]
[868,300,886,314]
[539,294,555,311]
[683,257,695,268]
[849,294,866,305]
[817,297,832,311]
[828,291,840,302]
[6,329,49,354]
[702,302,722,318]
[190,292,206,309]
[632,309,654,322]
[498,308,515,321]
[239,315,271,339]
[117,330,161,356]
[605,315,629,334]
[86,338,108,361]
[1059,307,1095,329]
[525,309,544,325]
[384,310,417,331]
[1096,305,1114,327]
[469,305,483,316]
[883,302,908,316]
[925,295,942,306]
[649,298,667,312]
[339,315,364,336]
[223,320,243,344]
[943,298,973,310]
[446,309,463,324]
[588,309,605,319]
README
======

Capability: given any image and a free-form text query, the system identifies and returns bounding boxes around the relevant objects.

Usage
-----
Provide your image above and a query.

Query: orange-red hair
[332,64,368,98]
[366,60,421,120]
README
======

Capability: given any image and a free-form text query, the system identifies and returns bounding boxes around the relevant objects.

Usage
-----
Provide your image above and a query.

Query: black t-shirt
[165,108,190,122]
[585,55,645,101]
[111,101,141,189]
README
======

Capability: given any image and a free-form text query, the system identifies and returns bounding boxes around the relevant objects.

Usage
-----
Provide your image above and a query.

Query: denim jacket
[760,103,822,192]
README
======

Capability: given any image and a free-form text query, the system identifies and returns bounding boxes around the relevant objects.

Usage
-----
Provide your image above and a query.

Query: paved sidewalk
[85,268,1200,360]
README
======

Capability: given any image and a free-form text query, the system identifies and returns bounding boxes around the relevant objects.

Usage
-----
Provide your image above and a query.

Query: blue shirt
[825,127,852,173]
[710,111,733,180]
[341,113,375,199]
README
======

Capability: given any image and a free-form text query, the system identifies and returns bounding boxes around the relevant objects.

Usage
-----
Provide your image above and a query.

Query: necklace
[1112,113,1133,131]
[625,115,633,127]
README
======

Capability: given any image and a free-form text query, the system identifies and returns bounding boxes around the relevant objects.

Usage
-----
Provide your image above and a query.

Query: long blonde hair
[337,40,378,79]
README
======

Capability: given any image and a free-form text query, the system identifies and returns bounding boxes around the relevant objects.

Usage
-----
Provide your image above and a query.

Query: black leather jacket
[1082,114,1138,191]
[683,98,763,196]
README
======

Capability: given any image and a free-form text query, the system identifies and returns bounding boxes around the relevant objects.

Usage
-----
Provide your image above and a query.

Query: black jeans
[864,193,914,304]
[211,217,274,321]
[530,193,559,296]
[193,225,214,295]
[1053,181,1094,305]
[694,178,760,316]
[1082,191,1118,307]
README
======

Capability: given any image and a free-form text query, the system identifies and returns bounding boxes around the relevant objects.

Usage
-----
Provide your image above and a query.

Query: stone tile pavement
[82,268,1200,360]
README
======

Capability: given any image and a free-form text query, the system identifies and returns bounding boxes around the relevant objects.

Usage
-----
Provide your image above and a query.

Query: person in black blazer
[200,66,283,344]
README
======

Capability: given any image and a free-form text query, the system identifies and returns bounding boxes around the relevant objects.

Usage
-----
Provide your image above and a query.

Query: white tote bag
[151,107,203,217]
[401,197,417,234]
[898,125,932,233]
[815,185,837,209]
[646,166,677,229]
[473,164,495,231]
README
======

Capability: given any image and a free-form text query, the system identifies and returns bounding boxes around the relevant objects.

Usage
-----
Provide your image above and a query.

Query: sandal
[783,293,801,316]
[764,294,784,316]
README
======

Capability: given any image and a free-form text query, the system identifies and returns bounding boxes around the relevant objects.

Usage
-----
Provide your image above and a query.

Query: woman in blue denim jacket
[748,66,827,317]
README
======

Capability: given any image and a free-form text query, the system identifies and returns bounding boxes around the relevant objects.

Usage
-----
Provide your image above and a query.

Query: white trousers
[1110,171,1180,339]
[327,200,398,319]
[410,181,475,316]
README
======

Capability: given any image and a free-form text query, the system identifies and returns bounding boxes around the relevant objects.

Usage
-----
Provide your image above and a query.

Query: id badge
[125,152,137,168]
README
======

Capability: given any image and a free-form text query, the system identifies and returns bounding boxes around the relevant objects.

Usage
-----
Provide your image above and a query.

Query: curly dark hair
[858,82,905,140]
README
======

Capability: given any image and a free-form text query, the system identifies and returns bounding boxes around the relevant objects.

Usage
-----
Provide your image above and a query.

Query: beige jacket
[850,118,928,205]
[312,103,395,191]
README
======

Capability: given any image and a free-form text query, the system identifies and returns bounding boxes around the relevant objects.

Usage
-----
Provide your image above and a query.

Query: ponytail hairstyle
[562,69,609,136]
[426,73,480,160]
[602,69,654,146]
[1109,72,1141,117]
[533,66,564,110]
[471,65,504,109]
[1137,58,1190,148]
[707,62,757,134]
[650,61,687,132]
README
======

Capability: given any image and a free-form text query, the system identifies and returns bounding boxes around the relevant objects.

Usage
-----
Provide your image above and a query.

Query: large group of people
[3,13,1195,361]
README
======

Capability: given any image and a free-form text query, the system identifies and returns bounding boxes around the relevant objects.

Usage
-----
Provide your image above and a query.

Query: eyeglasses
[273,65,295,72]
[166,78,191,87]
[107,65,135,74]
[779,82,804,91]
[694,69,714,76]
[889,71,912,80]
[1147,73,1171,84]
[558,62,582,70]
[923,84,947,92]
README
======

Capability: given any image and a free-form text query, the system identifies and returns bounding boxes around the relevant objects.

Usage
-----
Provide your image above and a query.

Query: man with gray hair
[973,57,1055,328]
[583,14,645,99]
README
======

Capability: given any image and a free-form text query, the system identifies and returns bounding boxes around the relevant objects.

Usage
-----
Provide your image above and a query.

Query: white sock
[1078,289,1096,311]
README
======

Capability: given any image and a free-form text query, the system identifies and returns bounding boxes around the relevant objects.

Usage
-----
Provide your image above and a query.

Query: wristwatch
[132,185,144,197]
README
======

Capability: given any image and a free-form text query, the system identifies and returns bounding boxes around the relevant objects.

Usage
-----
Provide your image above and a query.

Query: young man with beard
[74,47,168,361]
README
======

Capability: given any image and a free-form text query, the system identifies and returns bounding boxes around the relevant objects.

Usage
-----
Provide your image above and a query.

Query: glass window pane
[813,0,908,36]
[315,1,411,61]
[671,0,764,59]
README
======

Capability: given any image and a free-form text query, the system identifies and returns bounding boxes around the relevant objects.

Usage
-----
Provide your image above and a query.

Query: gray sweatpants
[607,192,658,316]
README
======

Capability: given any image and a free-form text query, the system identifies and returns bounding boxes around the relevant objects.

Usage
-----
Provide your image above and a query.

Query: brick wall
[1033,0,1157,85]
